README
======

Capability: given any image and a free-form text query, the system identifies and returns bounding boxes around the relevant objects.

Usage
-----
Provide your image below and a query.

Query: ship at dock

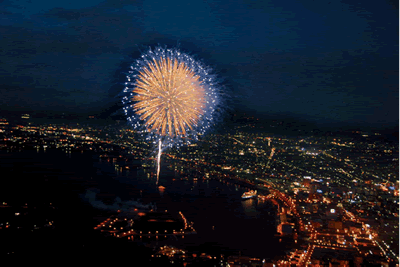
[241,190,257,200]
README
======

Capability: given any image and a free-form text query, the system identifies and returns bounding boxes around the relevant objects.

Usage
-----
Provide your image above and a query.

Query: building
[328,220,343,231]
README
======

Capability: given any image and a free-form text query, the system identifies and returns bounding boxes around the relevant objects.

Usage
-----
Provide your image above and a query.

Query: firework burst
[122,46,219,147]
[121,46,220,184]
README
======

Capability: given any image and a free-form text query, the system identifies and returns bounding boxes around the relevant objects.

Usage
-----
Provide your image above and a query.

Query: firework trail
[121,46,219,183]
[156,139,162,184]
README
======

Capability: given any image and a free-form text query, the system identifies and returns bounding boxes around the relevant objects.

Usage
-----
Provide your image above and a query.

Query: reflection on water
[158,186,165,197]
[241,198,260,218]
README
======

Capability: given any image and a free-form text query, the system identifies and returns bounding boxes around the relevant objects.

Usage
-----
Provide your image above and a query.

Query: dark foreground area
[1,179,225,266]
[0,149,265,266]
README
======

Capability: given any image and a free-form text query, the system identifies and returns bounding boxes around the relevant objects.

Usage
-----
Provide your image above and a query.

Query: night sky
[0,0,398,129]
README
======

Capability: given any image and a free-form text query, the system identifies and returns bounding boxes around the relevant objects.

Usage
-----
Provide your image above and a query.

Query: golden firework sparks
[132,57,206,137]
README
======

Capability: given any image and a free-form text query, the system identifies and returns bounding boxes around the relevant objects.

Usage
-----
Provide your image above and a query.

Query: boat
[241,190,257,200]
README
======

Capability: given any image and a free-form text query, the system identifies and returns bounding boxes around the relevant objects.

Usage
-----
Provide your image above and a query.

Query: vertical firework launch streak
[156,139,162,184]
[121,46,220,181]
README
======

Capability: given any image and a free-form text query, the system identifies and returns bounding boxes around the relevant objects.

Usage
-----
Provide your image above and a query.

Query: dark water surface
[0,149,287,260]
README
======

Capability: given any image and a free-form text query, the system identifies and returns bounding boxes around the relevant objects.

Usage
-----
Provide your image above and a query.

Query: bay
[0,148,287,260]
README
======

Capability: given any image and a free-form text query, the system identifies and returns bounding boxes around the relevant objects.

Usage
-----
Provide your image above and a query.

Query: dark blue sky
[0,0,398,129]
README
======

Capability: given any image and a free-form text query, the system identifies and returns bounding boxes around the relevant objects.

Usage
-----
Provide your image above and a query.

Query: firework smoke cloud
[121,46,220,148]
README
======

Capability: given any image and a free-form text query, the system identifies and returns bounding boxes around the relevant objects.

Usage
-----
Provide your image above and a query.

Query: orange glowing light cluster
[132,57,206,137]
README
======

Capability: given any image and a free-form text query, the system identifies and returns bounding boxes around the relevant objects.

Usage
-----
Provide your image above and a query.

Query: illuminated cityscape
[0,115,398,266]
[0,0,397,265]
